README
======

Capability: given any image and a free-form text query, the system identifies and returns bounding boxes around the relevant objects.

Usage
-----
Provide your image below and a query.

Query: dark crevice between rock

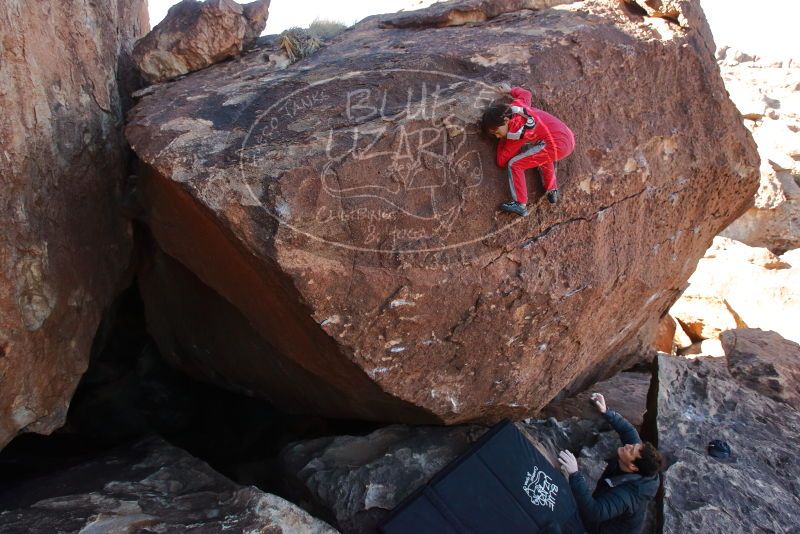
[0,279,380,504]
[642,354,664,534]
[620,0,648,18]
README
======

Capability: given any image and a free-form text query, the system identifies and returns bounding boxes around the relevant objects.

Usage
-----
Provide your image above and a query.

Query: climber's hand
[497,82,512,94]
[558,450,579,476]
[590,392,607,414]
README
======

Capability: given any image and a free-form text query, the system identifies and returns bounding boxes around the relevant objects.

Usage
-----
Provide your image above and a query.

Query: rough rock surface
[721,328,800,411]
[718,47,800,253]
[0,436,337,533]
[132,0,270,83]
[0,0,146,450]
[658,353,800,533]
[669,237,800,344]
[573,429,618,488]
[542,371,652,427]
[380,0,573,28]
[653,313,677,353]
[635,0,683,21]
[279,425,486,533]
[125,0,758,423]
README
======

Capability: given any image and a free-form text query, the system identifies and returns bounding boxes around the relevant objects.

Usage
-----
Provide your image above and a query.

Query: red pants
[507,142,560,204]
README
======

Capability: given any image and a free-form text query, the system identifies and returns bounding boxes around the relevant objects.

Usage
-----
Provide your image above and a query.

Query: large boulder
[125,0,759,424]
[721,328,800,411]
[132,0,271,84]
[0,0,146,450]
[657,353,800,533]
[0,436,337,533]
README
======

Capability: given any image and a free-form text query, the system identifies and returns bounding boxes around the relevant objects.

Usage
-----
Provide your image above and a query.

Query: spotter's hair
[635,442,665,477]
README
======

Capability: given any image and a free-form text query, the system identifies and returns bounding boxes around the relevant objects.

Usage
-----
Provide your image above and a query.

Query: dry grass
[278,28,322,62]
[307,18,348,40]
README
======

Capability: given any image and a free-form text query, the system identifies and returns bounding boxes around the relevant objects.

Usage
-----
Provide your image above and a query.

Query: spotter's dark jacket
[568,410,659,534]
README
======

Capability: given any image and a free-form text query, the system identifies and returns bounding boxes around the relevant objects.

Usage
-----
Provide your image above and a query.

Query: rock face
[653,314,677,353]
[133,0,270,83]
[125,0,758,424]
[658,353,800,533]
[380,0,573,28]
[669,237,800,344]
[541,371,652,427]
[279,425,486,533]
[718,47,800,253]
[0,437,337,533]
[0,1,146,450]
[721,328,800,411]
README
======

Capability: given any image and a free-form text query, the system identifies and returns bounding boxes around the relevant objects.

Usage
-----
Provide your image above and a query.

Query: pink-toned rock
[654,314,677,353]
[125,0,758,424]
[0,0,146,450]
[722,328,800,410]
[132,0,270,84]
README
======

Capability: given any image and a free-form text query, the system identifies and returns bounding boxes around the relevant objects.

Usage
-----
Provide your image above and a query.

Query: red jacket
[496,87,575,167]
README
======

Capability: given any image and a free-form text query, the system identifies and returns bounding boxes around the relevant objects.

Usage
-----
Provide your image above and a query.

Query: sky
[147,0,800,58]
[700,0,799,57]
[147,0,432,35]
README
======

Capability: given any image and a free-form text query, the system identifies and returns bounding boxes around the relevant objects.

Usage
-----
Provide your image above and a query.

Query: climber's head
[482,102,512,139]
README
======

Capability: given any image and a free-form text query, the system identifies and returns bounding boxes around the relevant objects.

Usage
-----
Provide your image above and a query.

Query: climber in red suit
[482,84,576,216]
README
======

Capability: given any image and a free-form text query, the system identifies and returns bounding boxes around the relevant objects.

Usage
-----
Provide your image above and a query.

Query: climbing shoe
[546,189,560,204]
[500,201,528,217]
